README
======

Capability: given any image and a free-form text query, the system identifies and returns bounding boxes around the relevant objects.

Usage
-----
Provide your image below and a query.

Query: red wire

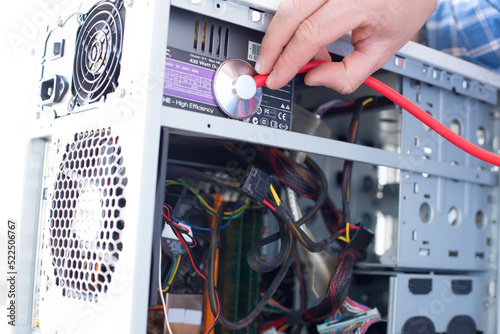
[173,227,221,334]
[164,205,219,332]
[165,217,197,247]
[254,61,500,166]
[258,316,286,331]
[163,205,172,220]
[170,220,190,234]
[162,212,172,222]
[173,228,206,279]
[263,199,276,211]
[338,225,359,235]
[163,206,196,247]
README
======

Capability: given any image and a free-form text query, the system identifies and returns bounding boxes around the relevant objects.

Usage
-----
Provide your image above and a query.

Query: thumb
[304,48,383,94]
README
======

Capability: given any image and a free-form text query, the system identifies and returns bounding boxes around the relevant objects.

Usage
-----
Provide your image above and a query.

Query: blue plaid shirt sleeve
[425,0,500,72]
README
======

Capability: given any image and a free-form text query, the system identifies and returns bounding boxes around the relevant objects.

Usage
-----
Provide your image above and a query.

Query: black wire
[294,251,307,312]
[207,203,297,330]
[342,100,366,224]
[301,157,329,226]
[246,220,292,273]
[319,95,393,118]
[167,164,242,190]
[248,154,336,258]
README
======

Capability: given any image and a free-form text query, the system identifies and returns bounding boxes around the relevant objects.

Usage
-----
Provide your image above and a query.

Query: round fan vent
[49,128,127,303]
[73,1,124,106]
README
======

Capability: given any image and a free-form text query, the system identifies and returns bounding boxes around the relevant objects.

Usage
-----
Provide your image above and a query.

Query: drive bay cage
[16,0,500,333]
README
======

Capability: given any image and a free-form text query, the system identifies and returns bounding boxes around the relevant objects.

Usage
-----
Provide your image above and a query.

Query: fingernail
[266,70,276,86]
[255,57,263,73]
[308,81,322,87]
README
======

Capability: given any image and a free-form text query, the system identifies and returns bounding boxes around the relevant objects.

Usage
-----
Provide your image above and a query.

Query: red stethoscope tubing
[253,61,500,166]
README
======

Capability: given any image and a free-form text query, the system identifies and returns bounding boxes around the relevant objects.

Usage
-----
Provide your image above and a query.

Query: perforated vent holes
[49,128,127,303]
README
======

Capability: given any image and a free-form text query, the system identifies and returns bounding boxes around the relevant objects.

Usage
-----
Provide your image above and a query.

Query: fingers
[258,0,437,93]
[312,47,332,62]
[255,0,327,75]
[263,1,361,89]
[304,43,386,94]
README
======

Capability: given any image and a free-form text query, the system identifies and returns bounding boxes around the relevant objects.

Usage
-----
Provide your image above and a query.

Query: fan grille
[73,1,123,105]
[49,128,127,303]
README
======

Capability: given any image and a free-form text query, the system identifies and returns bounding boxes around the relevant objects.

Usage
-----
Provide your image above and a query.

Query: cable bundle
[260,147,321,199]
[239,166,373,331]
[317,297,380,334]
[259,147,343,234]
[302,249,356,322]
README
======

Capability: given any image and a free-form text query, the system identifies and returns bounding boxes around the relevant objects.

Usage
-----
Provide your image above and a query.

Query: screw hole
[475,210,486,229]
[448,206,460,226]
[419,202,431,223]
[422,111,432,131]
[477,126,486,146]
[450,119,461,136]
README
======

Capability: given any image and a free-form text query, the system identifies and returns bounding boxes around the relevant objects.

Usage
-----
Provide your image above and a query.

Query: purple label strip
[164,58,217,106]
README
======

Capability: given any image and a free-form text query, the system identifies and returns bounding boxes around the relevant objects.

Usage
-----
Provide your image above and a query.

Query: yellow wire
[362,97,374,106]
[163,256,181,293]
[338,236,348,243]
[346,222,350,243]
[286,221,308,246]
[270,184,281,206]
[165,180,248,215]
[166,179,214,210]
[277,324,290,332]
[338,223,351,243]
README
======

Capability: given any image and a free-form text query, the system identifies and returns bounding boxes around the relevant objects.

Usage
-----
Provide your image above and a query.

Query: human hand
[255,0,437,94]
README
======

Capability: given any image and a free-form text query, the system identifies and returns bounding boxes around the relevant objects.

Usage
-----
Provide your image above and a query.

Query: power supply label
[163,47,293,131]
[163,47,220,115]
[164,58,217,106]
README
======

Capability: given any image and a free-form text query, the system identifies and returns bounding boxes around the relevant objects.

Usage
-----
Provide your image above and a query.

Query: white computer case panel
[18,0,170,332]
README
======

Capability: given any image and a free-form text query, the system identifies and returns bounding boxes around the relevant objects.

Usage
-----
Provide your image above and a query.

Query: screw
[68,99,75,111]
[250,10,262,22]
[118,88,126,98]
[77,13,85,24]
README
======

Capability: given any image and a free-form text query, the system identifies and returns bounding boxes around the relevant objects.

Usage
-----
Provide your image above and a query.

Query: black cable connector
[346,224,374,262]
[241,165,273,204]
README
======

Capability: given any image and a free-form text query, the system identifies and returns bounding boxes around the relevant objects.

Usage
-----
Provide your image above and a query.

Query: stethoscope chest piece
[213,58,262,119]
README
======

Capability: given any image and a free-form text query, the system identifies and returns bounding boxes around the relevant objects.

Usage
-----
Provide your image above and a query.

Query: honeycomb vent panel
[49,128,127,303]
